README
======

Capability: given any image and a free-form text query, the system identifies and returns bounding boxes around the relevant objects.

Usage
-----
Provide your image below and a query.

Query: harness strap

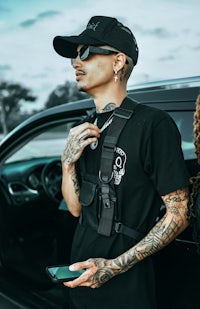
[97,184,117,236]
[114,222,144,241]
[79,97,144,240]
[99,108,133,183]
[98,102,135,237]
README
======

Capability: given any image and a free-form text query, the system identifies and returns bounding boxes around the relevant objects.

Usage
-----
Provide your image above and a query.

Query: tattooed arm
[61,163,81,217]
[62,122,100,217]
[114,187,189,268]
[64,187,189,288]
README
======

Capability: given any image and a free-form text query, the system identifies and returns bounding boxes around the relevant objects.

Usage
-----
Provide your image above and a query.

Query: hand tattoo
[62,123,99,165]
[62,129,88,165]
[86,254,139,289]
[87,258,122,288]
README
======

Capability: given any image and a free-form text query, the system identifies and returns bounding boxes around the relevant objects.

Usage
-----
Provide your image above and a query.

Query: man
[53,16,190,309]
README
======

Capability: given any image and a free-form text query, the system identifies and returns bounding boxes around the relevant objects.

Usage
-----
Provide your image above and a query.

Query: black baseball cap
[53,16,139,66]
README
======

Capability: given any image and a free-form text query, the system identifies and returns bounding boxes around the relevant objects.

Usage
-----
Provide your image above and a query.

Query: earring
[114,68,118,82]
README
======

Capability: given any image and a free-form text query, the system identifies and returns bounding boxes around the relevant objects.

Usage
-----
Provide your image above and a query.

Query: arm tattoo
[86,189,189,288]
[98,187,189,280]
[70,169,80,196]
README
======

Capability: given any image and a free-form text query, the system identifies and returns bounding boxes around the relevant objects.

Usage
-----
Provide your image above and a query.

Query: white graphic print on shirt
[113,147,127,185]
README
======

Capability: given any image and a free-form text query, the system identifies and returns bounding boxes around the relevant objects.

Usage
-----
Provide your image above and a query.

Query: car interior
[0,119,82,307]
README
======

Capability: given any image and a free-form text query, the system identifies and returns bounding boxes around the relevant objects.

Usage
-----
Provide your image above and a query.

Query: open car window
[5,121,75,164]
[169,111,195,160]
[5,111,196,163]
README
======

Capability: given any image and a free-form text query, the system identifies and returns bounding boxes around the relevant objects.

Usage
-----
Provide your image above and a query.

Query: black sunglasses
[71,46,128,65]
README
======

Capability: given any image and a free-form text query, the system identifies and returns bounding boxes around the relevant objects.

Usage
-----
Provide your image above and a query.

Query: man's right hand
[62,122,100,166]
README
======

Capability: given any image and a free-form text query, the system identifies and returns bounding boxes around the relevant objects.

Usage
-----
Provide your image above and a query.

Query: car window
[5,121,75,163]
[169,111,195,160]
[4,111,196,163]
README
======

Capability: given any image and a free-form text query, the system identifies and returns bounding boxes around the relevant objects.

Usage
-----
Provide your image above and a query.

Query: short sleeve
[145,112,190,196]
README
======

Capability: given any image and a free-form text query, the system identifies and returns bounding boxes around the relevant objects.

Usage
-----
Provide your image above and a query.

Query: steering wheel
[41,160,62,203]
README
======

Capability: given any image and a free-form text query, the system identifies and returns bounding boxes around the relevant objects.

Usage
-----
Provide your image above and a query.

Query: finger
[70,122,100,137]
[63,280,78,288]
[79,137,98,149]
[63,272,89,288]
[91,283,100,289]
[80,121,100,131]
[78,128,100,141]
[63,276,95,289]
[78,130,88,140]
[69,260,93,271]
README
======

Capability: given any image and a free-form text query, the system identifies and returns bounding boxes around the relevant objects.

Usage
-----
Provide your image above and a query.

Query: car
[0,76,200,309]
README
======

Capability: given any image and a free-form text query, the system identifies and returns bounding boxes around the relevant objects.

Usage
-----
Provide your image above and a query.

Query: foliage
[0,81,36,134]
[0,79,89,135]
[45,80,89,108]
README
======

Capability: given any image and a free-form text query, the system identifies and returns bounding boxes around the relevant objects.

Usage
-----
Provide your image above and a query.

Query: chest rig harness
[79,97,144,242]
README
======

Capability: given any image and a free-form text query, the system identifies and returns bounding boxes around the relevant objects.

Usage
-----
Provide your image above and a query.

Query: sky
[0,0,200,111]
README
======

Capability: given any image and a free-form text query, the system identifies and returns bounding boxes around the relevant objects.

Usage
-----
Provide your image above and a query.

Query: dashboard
[0,157,62,207]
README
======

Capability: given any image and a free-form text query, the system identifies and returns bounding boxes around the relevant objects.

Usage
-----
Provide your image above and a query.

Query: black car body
[0,76,200,308]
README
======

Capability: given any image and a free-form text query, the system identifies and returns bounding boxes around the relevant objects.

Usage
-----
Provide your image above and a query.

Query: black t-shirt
[69,98,189,309]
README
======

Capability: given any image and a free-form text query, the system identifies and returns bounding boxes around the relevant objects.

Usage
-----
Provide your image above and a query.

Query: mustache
[75,69,86,76]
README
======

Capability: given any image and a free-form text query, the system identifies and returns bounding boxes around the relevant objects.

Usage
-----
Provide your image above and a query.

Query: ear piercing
[114,68,118,82]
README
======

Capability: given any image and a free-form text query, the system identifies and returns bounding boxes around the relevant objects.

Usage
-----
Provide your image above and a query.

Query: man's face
[71,45,116,96]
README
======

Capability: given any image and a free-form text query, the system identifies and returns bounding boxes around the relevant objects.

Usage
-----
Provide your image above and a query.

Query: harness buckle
[115,222,122,233]
[99,170,113,183]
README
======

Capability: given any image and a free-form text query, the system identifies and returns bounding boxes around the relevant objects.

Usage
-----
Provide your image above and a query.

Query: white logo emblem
[87,22,100,31]
[113,147,127,185]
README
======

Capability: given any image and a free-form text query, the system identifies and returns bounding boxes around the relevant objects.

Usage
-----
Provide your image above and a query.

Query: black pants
[69,299,76,309]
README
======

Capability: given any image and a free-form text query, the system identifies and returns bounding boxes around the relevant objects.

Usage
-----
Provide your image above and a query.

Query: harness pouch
[79,180,100,231]
[79,180,97,207]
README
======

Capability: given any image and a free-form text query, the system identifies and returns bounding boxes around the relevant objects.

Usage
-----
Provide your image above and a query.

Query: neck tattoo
[102,102,116,113]
[96,102,117,114]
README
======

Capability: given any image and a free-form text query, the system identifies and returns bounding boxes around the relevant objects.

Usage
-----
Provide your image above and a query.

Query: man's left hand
[63,258,119,289]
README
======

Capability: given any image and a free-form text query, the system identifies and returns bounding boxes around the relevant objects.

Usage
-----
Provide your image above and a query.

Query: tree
[0,81,36,134]
[45,80,89,109]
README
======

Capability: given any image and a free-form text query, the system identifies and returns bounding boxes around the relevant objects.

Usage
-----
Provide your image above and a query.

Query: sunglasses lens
[79,46,89,60]
[71,46,89,65]
[71,46,119,65]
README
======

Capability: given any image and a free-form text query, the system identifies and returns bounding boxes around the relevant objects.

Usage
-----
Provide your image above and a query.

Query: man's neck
[94,90,127,113]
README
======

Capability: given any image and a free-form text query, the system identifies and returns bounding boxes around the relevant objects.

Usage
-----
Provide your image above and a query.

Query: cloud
[20,19,37,28]
[159,55,175,62]
[19,10,61,28]
[135,25,175,38]
[0,64,11,72]
[37,10,60,19]
[152,28,172,38]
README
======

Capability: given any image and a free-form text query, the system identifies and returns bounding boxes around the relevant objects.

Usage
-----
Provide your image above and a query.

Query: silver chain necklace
[90,113,114,150]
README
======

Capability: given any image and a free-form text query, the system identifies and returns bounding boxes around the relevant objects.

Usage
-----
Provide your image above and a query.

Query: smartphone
[46,264,85,283]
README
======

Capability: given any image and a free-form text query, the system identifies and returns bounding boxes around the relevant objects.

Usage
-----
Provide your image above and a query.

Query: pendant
[90,140,98,150]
